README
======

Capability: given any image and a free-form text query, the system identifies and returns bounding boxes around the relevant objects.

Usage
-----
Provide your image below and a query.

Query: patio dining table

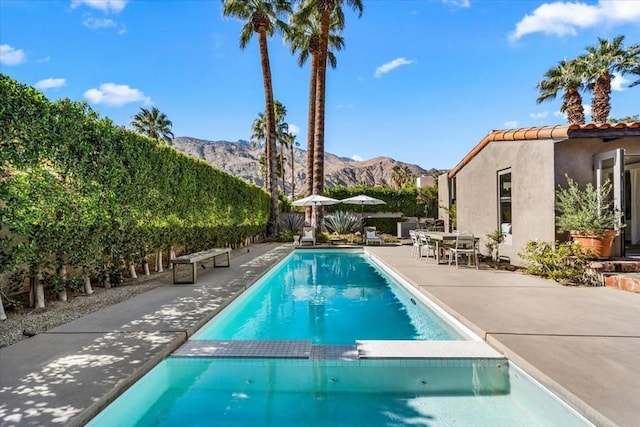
[416,230,479,264]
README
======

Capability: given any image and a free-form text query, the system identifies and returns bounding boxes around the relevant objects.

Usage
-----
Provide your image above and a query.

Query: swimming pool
[193,250,465,343]
[90,357,591,426]
[88,249,593,426]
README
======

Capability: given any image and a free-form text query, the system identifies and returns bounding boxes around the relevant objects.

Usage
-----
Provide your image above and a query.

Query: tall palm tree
[580,35,640,124]
[250,100,289,191]
[283,131,300,197]
[302,0,362,230]
[391,165,414,189]
[130,107,174,144]
[536,59,586,125]
[286,5,345,222]
[222,0,291,237]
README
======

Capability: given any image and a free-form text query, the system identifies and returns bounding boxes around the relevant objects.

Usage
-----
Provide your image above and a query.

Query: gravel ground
[0,272,171,348]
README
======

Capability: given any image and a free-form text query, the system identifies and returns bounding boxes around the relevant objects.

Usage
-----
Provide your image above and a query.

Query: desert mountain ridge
[171,136,437,194]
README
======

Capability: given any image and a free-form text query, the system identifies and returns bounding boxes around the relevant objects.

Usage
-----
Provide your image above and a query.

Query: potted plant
[555,175,622,258]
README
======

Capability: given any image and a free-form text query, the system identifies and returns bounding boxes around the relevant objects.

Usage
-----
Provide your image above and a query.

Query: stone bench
[170,247,231,284]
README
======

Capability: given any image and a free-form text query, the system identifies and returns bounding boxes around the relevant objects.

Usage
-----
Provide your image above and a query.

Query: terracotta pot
[571,230,617,258]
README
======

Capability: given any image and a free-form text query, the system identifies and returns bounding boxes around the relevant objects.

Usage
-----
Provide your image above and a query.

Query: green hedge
[0,74,270,294]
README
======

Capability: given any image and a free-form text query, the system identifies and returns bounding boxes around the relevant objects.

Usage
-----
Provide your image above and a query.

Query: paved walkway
[1,243,638,426]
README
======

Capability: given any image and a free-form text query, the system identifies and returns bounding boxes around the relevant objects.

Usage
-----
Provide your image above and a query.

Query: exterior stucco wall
[554,137,640,186]
[554,136,640,256]
[454,139,556,265]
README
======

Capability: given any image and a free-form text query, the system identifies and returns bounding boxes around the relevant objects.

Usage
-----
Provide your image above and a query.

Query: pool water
[88,249,593,426]
[89,358,591,427]
[193,250,464,343]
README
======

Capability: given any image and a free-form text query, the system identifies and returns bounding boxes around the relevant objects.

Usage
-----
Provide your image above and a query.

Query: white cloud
[0,44,26,65]
[442,0,471,8]
[337,103,354,109]
[509,1,640,41]
[37,56,51,63]
[503,121,519,128]
[530,111,549,119]
[611,72,630,91]
[34,78,66,90]
[83,83,152,107]
[71,0,127,14]
[351,154,364,161]
[553,110,566,118]
[583,103,592,118]
[374,57,415,78]
[288,124,300,135]
[83,16,117,29]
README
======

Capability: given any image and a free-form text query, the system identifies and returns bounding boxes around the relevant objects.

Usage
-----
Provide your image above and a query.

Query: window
[498,170,512,236]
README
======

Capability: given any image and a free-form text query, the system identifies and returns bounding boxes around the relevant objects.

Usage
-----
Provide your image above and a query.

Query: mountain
[171,137,436,194]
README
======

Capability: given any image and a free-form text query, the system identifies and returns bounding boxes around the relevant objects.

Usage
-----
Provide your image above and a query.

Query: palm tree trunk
[565,88,585,124]
[290,142,295,199]
[306,52,318,224]
[312,10,331,232]
[258,29,279,237]
[592,73,611,124]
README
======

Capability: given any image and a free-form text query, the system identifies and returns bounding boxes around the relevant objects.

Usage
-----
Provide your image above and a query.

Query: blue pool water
[193,250,464,343]
[88,249,593,426]
[90,358,591,427]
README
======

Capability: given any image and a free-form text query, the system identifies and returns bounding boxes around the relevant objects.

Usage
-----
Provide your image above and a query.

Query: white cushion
[304,230,313,238]
[366,231,377,239]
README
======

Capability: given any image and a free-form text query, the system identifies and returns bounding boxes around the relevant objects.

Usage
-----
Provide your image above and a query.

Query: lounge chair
[300,226,316,246]
[364,226,383,246]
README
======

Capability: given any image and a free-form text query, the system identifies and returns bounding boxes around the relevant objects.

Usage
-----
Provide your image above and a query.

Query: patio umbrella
[291,195,341,229]
[291,194,341,207]
[341,194,386,214]
[341,194,386,231]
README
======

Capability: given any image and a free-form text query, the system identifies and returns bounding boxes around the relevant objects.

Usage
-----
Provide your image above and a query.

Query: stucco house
[438,123,640,265]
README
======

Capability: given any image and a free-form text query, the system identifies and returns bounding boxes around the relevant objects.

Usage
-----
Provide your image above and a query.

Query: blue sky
[1,0,639,170]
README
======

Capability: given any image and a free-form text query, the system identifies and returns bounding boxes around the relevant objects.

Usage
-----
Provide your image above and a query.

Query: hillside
[172,137,436,194]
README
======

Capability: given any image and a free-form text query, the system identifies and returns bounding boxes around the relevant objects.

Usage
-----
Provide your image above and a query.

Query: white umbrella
[341,195,386,207]
[341,195,386,230]
[291,194,341,207]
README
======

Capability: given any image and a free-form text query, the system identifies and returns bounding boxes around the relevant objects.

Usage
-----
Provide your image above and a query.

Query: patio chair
[300,226,316,246]
[364,226,383,246]
[418,231,437,263]
[448,231,478,269]
[409,230,421,258]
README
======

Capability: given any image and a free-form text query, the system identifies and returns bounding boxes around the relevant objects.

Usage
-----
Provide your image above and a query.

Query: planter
[571,230,617,258]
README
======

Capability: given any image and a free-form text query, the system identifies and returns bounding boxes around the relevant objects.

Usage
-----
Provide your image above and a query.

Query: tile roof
[448,122,640,178]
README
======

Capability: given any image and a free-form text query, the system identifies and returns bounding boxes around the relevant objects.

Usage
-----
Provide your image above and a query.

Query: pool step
[173,339,503,360]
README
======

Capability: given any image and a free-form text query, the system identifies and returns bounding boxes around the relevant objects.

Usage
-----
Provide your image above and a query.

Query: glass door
[593,149,625,256]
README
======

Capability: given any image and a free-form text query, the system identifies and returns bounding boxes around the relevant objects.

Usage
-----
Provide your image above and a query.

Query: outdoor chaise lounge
[300,226,316,246]
[364,226,383,246]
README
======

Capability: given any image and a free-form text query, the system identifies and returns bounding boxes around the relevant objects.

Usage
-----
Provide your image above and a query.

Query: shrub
[518,240,592,285]
[324,211,362,234]
[280,213,305,233]
[556,175,621,237]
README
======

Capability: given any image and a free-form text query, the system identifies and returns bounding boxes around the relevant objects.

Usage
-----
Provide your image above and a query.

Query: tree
[303,0,362,231]
[607,114,639,124]
[250,100,289,191]
[130,107,174,144]
[536,59,586,125]
[283,131,300,197]
[222,0,291,237]
[391,165,414,189]
[286,5,345,222]
[580,35,640,124]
